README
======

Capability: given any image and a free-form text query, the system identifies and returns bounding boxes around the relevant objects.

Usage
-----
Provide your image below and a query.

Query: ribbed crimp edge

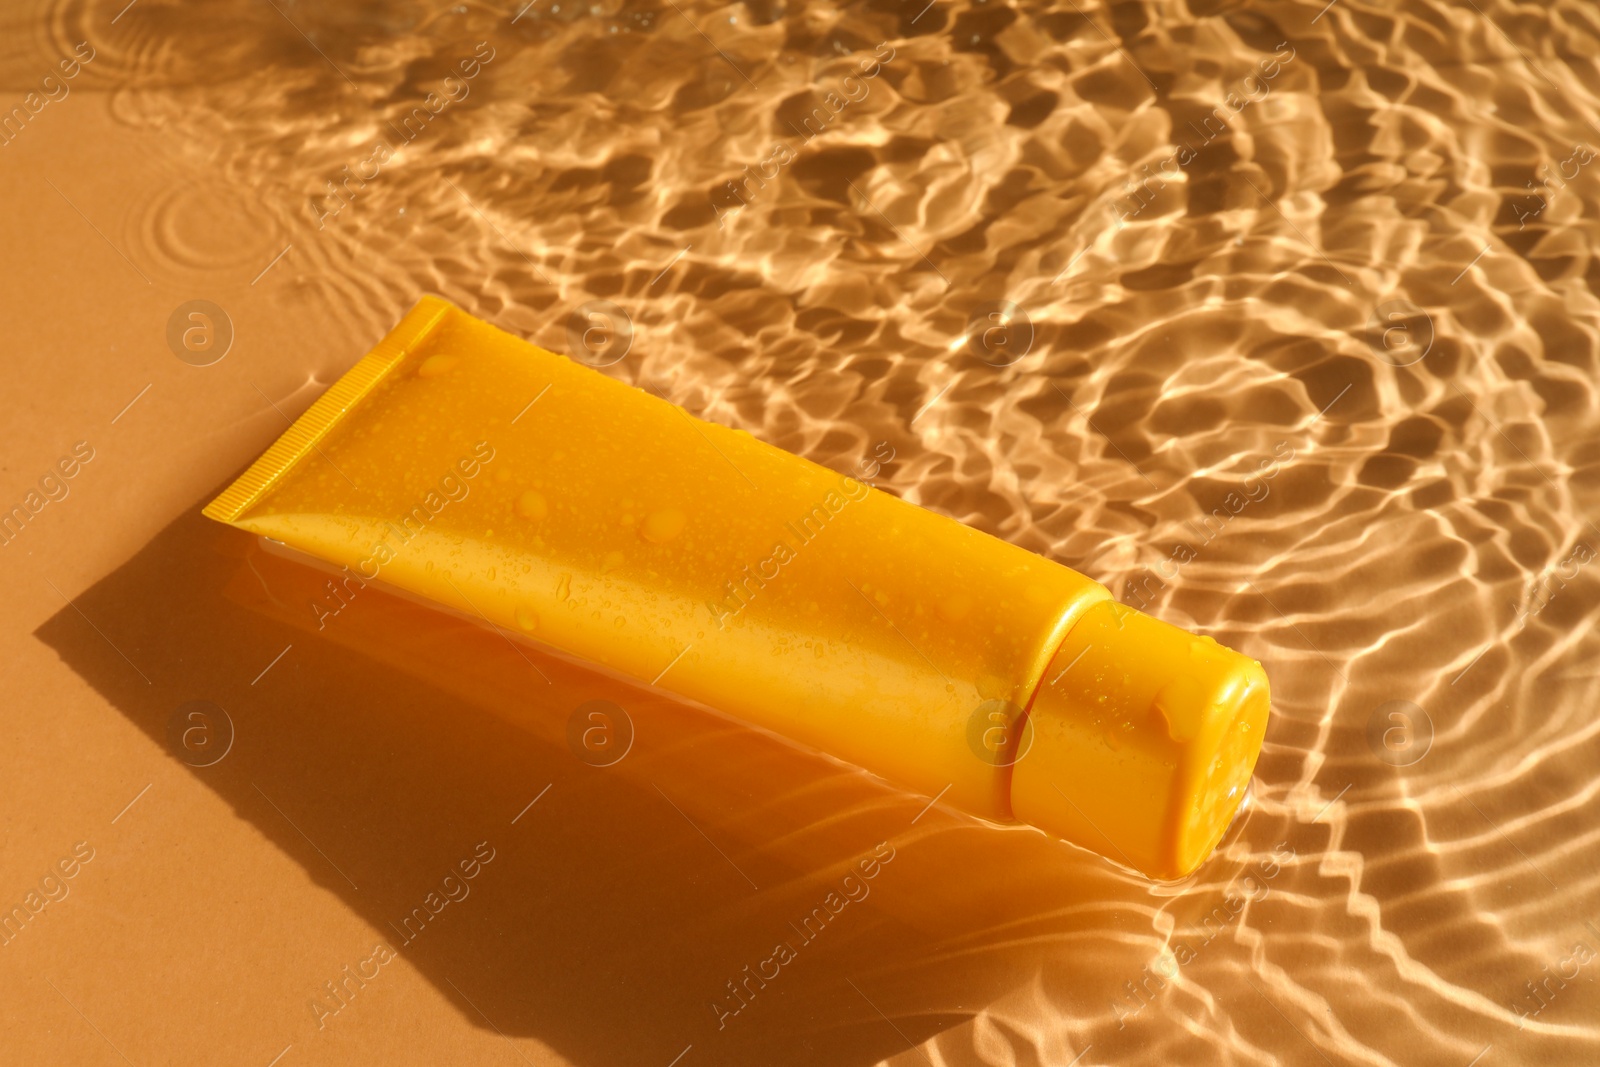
[201,297,454,525]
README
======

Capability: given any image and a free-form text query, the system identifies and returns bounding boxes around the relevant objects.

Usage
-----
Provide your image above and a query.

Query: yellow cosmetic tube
[204,297,1269,879]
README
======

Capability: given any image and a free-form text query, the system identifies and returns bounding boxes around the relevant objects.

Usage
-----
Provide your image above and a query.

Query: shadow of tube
[36,502,1158,1066]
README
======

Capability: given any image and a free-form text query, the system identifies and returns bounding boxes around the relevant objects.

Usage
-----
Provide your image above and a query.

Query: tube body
[205,298,1269,878]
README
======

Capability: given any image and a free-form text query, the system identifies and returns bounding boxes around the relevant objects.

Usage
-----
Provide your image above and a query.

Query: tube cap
[1009,600,1269,880]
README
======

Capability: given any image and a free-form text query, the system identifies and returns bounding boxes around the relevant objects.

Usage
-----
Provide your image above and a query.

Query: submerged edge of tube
[1009,600,1271,880]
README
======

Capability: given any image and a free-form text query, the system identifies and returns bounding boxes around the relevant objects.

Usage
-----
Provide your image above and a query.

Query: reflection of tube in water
[205,297,1269,879]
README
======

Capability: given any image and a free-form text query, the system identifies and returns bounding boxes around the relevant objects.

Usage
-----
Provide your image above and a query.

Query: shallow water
[5,0,1600,1064]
